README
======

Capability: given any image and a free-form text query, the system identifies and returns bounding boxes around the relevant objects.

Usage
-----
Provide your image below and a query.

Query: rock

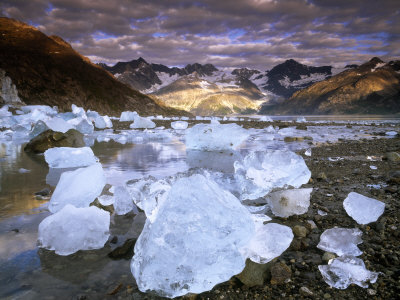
[322,252,336,262]
[299,286,313,296]
[293,225,308,238]
[387,170,400,184]
[295,124,307,130]
[236,259,270,287]
[24,129,84,153]
[316,172,328,181]
[284,136,304,142]
[35,188,51,196]
[108,239,136,259]
[385,152,400,162]
[270,262,291,285]
[90,198,114,214]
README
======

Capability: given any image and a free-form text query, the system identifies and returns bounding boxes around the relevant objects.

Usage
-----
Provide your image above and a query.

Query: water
[0,117,398,299]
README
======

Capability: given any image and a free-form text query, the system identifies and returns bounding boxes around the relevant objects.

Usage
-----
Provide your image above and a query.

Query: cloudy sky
[1,0,399,69]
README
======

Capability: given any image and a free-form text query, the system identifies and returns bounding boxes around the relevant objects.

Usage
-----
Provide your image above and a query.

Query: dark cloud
[1,0,399,69]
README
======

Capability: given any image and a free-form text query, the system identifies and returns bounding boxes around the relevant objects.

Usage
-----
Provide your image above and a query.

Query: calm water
[0,117,398,299]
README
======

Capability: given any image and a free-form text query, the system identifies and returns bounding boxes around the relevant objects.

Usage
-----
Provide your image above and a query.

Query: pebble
[292,225,308,238]
[270,262,291,285]
[299,286,313,296]
[322,252,336,262]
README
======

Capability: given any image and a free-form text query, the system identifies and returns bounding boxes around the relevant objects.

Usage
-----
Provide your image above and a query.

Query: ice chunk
[67,117,94,134]
[235,150,311,200]
[343,192,385,224]
[385,131,397,136]
[38,204,110,255]
[44,147,98,168]
[267,188,312,218]
[94,115,113,129]
[259,116,273,122]
[186,150,241,173]
[317,228,363,256]
[241,219,293,264]
[18,168,31,173]
[98,195,114,206]
[181,116,189,121]
[71,104,86,118]
[185,123,249,151]
[297,117,306,123]
[46,117,74,133]
[131,174,254,298]
[0,105,12,117]
[130,116,156,129]
[318,256,379,289]
[304,148,312,156]
[120,111,138,122]
[171,121,188,130]
[48,163,106,213]
[113,186,139,215]
[86,110,101,122]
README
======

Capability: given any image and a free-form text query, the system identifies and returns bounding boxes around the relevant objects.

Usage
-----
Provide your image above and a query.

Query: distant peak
[369,57,384,64]
[284,59,301,65]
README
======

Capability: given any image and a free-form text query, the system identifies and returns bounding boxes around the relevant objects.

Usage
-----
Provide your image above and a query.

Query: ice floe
[44,147,98,168]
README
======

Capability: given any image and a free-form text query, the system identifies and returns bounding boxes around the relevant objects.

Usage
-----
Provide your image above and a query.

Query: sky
[1,0,399,70]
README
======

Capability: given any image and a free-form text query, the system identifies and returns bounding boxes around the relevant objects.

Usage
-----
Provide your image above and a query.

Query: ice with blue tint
[185,123,249,151]
[130,115,156,129]
[48,163,106,213]
[71,104,87,118]
[171,121,188,130]
[131,174,254,298]
[94,115,113,129]
[267,188,312,217]
[317,228,363,256]
[44,147,98,168]
[120,111,138,122]
[318,256,379,289]
[113,186,139,215]
[234,150,311,200]
[67,117,94,134]
[343,192,385,225]
[38,204,110,255]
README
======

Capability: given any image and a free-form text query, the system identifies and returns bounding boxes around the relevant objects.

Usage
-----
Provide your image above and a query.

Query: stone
[322,252,337,262]
[293,225,308,238]
[299,286,313,296]
[236,259,270,287]
[384,151,400,162]
[343,192,385,224]
[270,262,291,285]
[24,129,85,153]
[108,239,136,260]
[38,204,110,256]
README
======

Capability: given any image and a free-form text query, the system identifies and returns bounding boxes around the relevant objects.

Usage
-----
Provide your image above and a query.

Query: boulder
[24,129,84,153]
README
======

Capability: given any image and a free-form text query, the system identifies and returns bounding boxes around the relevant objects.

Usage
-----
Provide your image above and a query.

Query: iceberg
[94,115,113,129]
[317,228,363,257]
[130,116,156,129]
[113,186,139,215]
[120,111,138,122]
[38,204,110,255]
[48,163,106,213]
[318,256,379,289]
[234,150,311,200]
[343,192,385,224]
[185,123,249,151]
[131,174,254,298]
[267,188,312,218]
[171,121,188,130]
[44,147,98,168]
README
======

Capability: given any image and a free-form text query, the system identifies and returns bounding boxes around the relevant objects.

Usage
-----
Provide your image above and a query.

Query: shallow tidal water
[0,116,399,299]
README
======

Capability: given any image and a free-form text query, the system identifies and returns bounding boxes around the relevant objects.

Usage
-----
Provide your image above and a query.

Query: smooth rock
[24,129,84,153]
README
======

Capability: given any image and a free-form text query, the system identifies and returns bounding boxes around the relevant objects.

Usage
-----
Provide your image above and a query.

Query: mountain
[0,17,185,116]
[261,57,400,114]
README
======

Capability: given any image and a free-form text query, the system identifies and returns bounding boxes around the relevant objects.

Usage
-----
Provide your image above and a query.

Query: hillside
[0,17,186,116]
[261,58,400,115]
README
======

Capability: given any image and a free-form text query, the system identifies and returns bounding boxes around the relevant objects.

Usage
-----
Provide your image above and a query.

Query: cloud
[1,0,398,69]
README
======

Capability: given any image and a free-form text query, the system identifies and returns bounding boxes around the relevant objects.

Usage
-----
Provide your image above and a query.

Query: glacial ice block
[267,188,312,217]
[185,123,249,151]
[48,163,106,213]
[44,147,98,168]
[241,220,293,264]
[113,186,139,215]
[94,115,113,129]
[171,121,188,130]
[38,204,110,255]
[234,150,311,200]
[130,115,156,129]
[317,228,363,257]
[343,192,385,224]
[120,111,138,122]
[130,174,254,298]
[318,256,379,289]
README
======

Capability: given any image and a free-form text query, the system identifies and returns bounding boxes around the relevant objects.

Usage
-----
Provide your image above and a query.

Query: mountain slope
[0,17,185,116]
[261,58,400,114]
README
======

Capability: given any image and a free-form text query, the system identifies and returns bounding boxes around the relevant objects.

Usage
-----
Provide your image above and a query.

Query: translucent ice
[131,174,254,298]
[185,123,249,151]
[234,150,311,200]
[48,163,106,213]
[44,147,98,168]
[343,192,385,224]
[130,116,156,129]
[98,194,114,206]
[318,256,379,289]
[241,220,293,264]
[267,188,312,218]
[385,131,397,136]
[171,121,188,130]
[38,204,110,255]
[317,228,363,256]
[67,117,94,134]
[113,186,139,215]
[120,111,138,122]
[71,104,86,118]
[94,115,113,129]
[259,116,273,122]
